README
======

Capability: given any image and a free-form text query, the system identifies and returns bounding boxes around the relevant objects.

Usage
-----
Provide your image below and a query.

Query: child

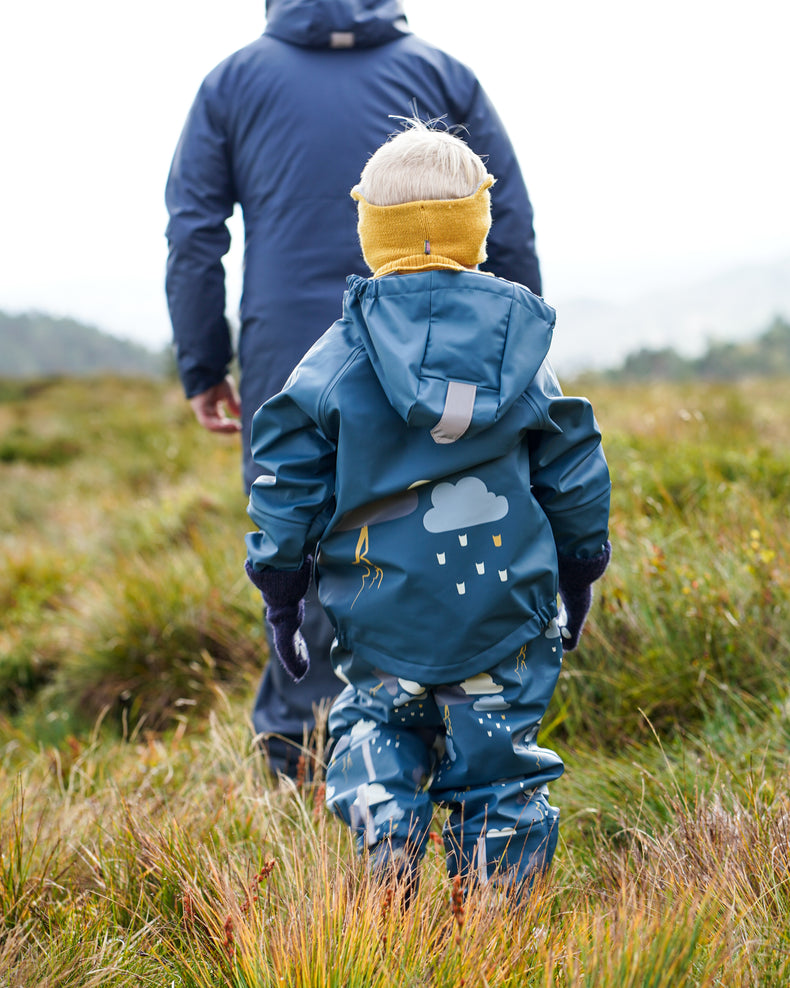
[245,121,611,899]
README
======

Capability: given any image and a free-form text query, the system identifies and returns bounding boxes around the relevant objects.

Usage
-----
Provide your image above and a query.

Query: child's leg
[325,647,442,863]
[431,619,565,897]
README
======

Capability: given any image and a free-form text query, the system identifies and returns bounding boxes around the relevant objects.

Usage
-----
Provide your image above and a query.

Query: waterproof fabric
[165,0,542,494]
[246,269,611,683]
[325,625,564,889]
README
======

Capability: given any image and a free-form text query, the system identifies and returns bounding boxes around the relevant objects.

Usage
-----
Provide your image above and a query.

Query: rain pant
[326,623,564,892]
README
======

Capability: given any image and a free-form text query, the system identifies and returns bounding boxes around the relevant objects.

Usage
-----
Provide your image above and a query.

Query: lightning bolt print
[351,524,384,608]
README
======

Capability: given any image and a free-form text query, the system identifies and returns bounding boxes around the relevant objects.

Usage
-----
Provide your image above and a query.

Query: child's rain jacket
[246,270,610,684]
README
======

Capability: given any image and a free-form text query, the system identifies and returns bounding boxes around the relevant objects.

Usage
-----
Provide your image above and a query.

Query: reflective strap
[430,380,477,444]
[330,31,355,48]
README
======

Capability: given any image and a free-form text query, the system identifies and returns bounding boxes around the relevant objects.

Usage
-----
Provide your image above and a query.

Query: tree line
[0,310,168,378]
[606,315,790,382]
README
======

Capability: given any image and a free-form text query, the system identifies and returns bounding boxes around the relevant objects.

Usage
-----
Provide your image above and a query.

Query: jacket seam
[317,342,367,433]
[521,388,553,430]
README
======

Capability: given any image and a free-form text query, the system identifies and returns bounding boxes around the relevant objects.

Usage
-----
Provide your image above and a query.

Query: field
[1,374,789,986]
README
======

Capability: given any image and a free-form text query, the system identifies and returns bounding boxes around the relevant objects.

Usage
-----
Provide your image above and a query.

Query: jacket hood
[345,271,555,442]
[265,0,409,49]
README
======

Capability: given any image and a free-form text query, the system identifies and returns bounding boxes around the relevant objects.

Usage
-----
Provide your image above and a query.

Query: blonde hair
[354,120,488,207]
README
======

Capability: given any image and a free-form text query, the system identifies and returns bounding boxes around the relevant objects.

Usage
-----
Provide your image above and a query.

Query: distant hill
[550,256,790,374]
[603,315,790,382]
[0,310,168,378]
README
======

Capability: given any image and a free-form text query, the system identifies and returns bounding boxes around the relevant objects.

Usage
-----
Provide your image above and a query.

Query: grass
[2,374,790,985]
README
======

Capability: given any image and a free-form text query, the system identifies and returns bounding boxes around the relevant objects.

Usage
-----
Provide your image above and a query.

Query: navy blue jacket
[246,271,610,683]
[165,0,542,490]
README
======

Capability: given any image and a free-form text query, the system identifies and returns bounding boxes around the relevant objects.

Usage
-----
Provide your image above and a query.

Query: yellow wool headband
[351,175,496,278]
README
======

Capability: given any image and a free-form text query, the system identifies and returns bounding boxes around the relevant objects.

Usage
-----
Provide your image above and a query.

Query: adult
[165,0,542,777]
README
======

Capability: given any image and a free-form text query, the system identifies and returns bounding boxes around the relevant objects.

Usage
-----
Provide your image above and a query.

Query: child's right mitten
[557,541,612,650]
[244,556,313,682]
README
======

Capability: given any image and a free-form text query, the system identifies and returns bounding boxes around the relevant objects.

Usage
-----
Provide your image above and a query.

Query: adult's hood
[345,271,555,443]
[265,0,409,49]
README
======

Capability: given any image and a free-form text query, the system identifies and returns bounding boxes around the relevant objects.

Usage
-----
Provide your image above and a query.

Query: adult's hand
[189,375,242,433]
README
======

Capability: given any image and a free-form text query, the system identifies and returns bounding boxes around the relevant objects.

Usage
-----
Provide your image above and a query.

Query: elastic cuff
[245,555,312,606]
[557,540,611,592]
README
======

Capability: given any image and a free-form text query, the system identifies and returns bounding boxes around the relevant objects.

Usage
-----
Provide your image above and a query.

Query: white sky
[1,0,788,351]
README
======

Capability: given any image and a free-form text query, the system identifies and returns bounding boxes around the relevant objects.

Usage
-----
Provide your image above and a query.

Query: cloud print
[422,476,509,533]
[349,719,377,740]
[473,695,511,711]
[354,782,395,806]
[460,673,504,695]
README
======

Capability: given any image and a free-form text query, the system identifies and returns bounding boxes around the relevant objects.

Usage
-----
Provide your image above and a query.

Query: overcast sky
[1,0,788,350]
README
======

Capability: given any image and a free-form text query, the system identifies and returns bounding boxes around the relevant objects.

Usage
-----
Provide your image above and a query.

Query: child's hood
[344,270,556,442]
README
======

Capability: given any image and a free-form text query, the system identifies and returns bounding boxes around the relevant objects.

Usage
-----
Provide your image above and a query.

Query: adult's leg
[431,619,565,898]
[251,579,341,776]
[242,385,342,777]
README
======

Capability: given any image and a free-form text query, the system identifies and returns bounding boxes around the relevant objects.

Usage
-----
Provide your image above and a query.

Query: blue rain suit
[166,0,543,767]
[246,269,611,886]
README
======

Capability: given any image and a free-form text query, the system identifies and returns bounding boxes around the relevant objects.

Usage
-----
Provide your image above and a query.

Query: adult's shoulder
[394,31,477,75]
[199,34,284,95]
[385,32,481,104]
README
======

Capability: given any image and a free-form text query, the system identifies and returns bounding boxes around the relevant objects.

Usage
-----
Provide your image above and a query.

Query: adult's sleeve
[463,81,542,296]
[165,79,237,399]
[245,392,337,574]
[528,365,611,559]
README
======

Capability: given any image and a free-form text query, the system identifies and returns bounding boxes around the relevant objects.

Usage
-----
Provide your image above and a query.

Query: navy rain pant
[325,619,565,893]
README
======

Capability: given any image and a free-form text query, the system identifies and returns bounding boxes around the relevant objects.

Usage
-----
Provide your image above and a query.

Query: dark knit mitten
[244,556,313,682]
[557,541,612,651]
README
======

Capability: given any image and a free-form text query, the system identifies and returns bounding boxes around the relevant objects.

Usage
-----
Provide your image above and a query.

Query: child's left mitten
[557,541,611,651]
[244,556,313,682]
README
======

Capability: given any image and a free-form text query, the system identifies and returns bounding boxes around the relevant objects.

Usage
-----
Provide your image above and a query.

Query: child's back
[245,121,611,900]
[257,267,605,685]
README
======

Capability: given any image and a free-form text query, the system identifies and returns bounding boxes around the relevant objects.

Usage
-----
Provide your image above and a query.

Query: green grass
[2,374,790,985]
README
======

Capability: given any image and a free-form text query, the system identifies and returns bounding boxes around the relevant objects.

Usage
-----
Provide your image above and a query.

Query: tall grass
[550,379,790,749]
[1,377,263,742]
[2,375,790,985]
[3,709,789,985]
